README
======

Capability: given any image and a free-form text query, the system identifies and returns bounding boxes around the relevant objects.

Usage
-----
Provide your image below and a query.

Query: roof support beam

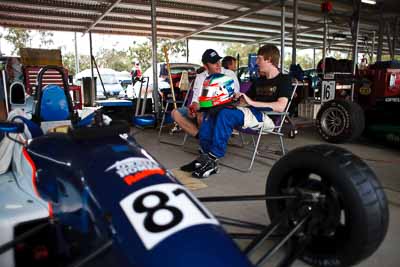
[251,24,323,44]
[292,0,298,65]
[176,0,281,41]
[281,1,286,70]
[150,0,159,114]
[351,0,361,76]
[86,0,122,33]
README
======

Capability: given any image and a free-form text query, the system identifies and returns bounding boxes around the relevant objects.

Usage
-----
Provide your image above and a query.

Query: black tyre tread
[266,144,389,267]
[316,100,365,143]
[348,101,365,141]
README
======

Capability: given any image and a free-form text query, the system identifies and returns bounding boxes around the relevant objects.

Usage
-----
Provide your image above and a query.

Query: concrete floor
[134,126,400,267]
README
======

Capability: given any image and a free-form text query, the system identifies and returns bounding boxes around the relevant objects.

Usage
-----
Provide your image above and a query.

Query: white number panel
[120,183,219,250]
[321,80,336,103]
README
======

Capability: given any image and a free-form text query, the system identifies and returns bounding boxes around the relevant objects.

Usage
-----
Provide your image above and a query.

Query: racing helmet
[199,73,235,109]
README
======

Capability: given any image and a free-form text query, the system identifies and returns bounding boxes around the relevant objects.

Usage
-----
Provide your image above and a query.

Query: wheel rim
[320,107,347,137]
[276,171,350,256]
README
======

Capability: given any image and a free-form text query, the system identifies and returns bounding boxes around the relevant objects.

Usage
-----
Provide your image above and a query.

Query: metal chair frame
[222,81,299,172]
[158,81,193,146]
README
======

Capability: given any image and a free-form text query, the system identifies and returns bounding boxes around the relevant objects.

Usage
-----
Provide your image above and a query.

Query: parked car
[116,71,132,89]
[119,63,200,99]
[75,68,124,99]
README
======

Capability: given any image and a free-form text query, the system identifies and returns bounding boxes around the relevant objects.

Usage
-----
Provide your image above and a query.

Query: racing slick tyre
[266,145,389,267]
[316,99,365,143]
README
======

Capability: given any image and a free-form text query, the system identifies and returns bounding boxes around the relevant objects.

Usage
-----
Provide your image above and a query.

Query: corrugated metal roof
[0,0,398,54]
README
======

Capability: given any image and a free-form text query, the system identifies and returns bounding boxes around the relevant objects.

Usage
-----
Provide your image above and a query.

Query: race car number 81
[120,183,219,250]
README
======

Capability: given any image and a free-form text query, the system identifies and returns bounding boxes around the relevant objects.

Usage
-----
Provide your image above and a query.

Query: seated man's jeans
[199,108,245,158]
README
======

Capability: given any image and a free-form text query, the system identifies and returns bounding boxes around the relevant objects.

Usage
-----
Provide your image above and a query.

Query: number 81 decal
[120,183,219,250]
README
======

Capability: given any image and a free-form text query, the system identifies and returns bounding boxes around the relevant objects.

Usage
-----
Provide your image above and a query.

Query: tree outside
[128,38,187,72]
[223,43,323,70]
[3,28,32,55]
[38,31,54,48]
[62,53,90,76]
[96,48,130,72]
[223,43,356,71]
[223,43,258,66]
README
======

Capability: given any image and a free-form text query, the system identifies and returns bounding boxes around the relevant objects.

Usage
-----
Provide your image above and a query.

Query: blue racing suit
[199,107,263,158]
[199,73,292,158]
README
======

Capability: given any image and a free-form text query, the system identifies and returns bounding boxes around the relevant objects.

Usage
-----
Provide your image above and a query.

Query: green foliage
[381,55,400,61]
[128,38,187,71]
[3,28,55,55]
[284,52,316,70]
[38,31,54,48]
[223,43,258,66]
[224,43,325,70]
[64,38,187,76]
[62,53,90,76]
[3,28,32,55]
[128,41,153,71]
[96,48,130,71]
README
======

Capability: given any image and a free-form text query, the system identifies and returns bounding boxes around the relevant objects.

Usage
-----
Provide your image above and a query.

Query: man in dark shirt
[181,44,292,178]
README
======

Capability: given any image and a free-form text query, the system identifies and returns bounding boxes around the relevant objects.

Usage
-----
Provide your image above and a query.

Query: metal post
[89,31,95,105]
[186,38,189,63]
[291,0,298,65]
[386,22,394,60]
[350,0,362,103]
[322,15,327,74]
[371,31,375,63]
[393,17,399,59]
[1,70,9,115]
[151,0,159,114]
[74,32,80,75]
[280,1,286,71]
[313,48,316,69]
[377,16,384,61]
[351,0,361,76]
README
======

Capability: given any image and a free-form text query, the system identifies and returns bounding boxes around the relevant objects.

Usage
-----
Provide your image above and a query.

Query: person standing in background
[131,61,142,86]
[222,56,237,72]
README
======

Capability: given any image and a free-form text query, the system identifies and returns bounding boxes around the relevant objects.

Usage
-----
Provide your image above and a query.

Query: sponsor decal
[359,86,371,95]
[106,157,165,185]
[323,73,335,80]
[385,97,400,103]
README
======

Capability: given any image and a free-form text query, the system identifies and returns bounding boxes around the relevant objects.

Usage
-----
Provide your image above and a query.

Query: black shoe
[192,154,219,179]
[180,154,208,172]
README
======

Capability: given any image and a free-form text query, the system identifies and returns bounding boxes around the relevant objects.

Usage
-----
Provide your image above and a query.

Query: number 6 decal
[322,80,335,103]
[120,184,219,250]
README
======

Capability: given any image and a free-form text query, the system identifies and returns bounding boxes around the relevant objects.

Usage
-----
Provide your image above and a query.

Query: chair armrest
[263,111,289,116]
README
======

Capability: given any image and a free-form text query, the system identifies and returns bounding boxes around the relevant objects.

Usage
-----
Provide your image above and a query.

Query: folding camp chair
[158,78,194,146]
[223,81,299,172]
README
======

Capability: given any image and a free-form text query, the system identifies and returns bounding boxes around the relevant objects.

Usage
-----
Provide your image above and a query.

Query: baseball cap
[202,49,222,64]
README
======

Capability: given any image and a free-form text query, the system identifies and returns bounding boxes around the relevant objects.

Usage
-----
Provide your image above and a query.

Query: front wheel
[266,145,389,267]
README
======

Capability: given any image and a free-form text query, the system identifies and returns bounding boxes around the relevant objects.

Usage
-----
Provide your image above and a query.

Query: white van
[75,68,124,99]
[119,63,200,99]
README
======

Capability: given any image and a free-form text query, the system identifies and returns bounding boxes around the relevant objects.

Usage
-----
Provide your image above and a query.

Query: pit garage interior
[0,0,399,267]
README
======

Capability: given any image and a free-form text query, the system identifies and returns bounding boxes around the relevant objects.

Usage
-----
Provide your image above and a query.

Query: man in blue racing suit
[181,44,292,178]
[171,49,240,139]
